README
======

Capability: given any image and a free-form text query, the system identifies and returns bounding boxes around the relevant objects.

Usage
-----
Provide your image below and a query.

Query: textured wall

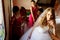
[13,0,32,9]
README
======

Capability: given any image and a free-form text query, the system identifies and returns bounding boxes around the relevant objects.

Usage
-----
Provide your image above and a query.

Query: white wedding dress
[20,26,52,40]
[20,7,53,40]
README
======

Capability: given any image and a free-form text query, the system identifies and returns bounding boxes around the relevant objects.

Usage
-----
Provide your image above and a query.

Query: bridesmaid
[28,0,38,28]
[10,6,23,40]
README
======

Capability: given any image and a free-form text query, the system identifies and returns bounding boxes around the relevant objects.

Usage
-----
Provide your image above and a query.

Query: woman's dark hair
[52,8,55,19]
[20,6,26,13]
[31,0,35,3]
[38,8,43,13]
[20,7,26,11]
[20,6,27,16]
[13,6,19,13]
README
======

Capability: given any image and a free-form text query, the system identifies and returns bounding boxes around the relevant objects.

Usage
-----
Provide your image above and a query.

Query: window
[0,0,5,40]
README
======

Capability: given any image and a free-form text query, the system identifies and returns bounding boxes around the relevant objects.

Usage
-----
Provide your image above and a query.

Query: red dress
[11,15,24,40]
[28,6,38,28]
[31,6,38,20]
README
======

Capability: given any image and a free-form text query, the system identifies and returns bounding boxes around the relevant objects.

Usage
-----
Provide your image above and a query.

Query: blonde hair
[40,7,53,26]
[33,7,53,27]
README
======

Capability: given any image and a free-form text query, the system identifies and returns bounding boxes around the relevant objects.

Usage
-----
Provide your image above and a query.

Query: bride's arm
[49,20,56,35]
[48,31,60,40]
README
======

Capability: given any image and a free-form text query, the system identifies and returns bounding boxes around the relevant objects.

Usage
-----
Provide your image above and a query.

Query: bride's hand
[27,36,31,40]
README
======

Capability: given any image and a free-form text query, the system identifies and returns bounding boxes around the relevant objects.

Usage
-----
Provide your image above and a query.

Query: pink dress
[28,14,34,28]
[28,6,38,28]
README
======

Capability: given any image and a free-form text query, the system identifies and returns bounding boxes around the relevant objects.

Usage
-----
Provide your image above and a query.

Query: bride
[20,7,59,40]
